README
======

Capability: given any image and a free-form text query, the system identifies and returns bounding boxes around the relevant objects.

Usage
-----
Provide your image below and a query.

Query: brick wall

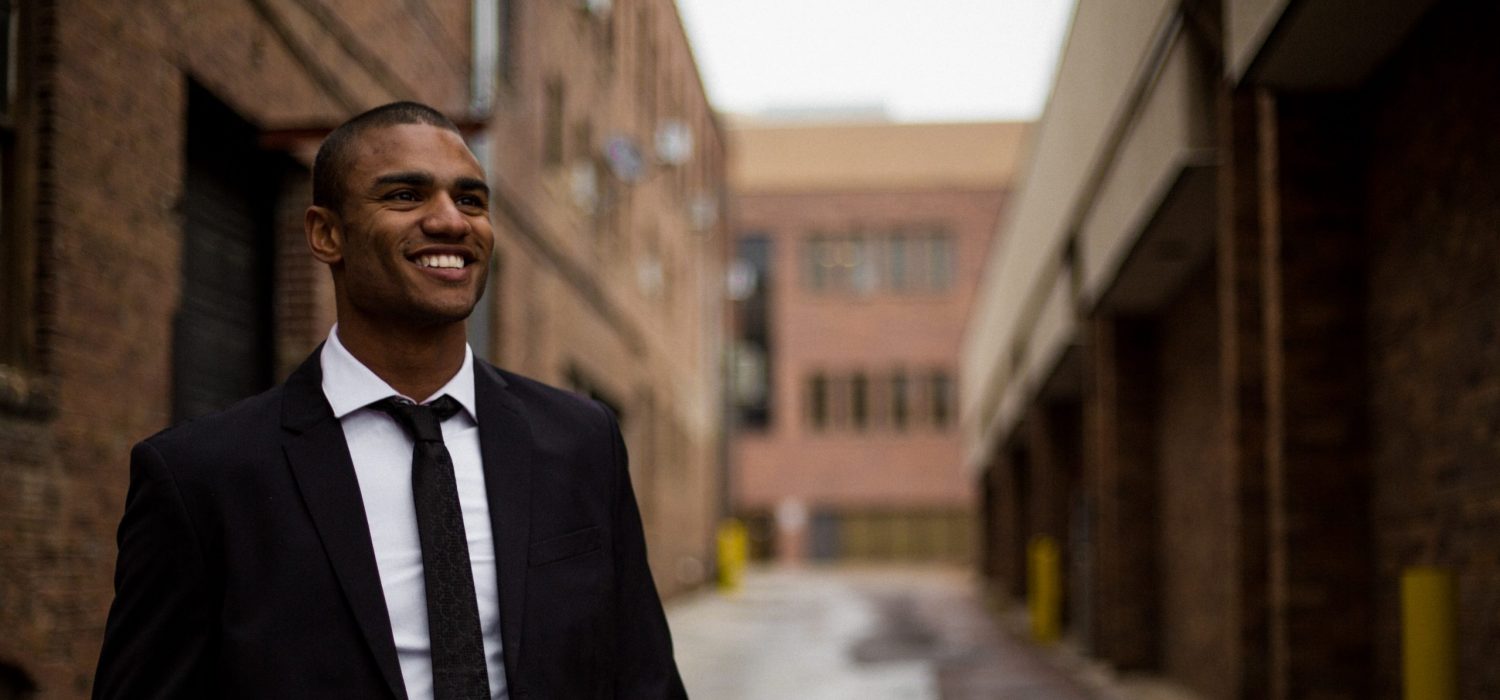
[1363,2,1500,697]
[733,187,1005,520]
[475,0,728,597]
[1082,315,1160,669]
[1152,261,1236,696]
[0,3,471,692]
[1265,92,1374,700]
[0,0,726,693]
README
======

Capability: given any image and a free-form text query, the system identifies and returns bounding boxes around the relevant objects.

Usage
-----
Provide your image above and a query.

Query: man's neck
[336,316,468,401]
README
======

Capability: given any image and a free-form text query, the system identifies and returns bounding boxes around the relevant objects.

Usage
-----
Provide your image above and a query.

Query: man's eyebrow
[455,176,490,197]
[370,171,434,189]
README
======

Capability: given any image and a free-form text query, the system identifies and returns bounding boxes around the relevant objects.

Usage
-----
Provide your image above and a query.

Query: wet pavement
[666,567,1096,699]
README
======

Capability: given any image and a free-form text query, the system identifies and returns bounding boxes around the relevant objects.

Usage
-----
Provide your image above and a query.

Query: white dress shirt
[320,326,508,700]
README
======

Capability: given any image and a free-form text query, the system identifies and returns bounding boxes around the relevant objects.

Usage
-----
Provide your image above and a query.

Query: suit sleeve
[93,440,216,699]
[601,405,689,699]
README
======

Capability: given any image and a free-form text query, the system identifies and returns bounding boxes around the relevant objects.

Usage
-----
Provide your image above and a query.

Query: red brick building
[0,1,723,695]
[729,121,1026,562]
[964,1,1500,698]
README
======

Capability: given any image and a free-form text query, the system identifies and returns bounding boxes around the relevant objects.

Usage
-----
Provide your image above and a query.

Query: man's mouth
[413,254,468,269]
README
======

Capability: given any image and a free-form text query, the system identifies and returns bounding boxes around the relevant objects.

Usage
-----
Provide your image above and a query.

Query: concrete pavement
[666,567,1096,699]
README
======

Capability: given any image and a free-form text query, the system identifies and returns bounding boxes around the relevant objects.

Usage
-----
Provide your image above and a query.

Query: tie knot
[374,395,461,442]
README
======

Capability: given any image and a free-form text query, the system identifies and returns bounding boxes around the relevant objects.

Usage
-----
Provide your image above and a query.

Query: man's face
[326,123,493,330]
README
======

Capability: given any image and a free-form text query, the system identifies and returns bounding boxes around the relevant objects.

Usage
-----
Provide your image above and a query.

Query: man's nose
[421,194,469,237]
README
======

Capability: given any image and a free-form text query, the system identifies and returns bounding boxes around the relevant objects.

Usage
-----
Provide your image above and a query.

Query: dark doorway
[172,83,283,421]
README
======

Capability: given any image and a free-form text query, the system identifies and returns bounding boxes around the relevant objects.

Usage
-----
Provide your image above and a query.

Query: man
[94,102,687,699]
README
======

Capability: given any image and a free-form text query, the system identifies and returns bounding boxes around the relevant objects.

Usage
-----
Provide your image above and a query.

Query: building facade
[0,0,723,695]
[730,121,1025,563]
[963,1,1500,698]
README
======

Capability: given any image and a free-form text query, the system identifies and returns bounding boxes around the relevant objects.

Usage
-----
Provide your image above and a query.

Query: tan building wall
[730,122,1024,562]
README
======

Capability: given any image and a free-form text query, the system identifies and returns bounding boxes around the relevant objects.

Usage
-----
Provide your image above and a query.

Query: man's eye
[458,196,486,208]
[389,190,419,202]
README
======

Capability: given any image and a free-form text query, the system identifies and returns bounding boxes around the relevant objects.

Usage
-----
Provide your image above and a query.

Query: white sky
[674,0,1079,123]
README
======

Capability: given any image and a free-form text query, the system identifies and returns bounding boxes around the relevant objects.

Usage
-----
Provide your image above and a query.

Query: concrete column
[1083,316,1159,670]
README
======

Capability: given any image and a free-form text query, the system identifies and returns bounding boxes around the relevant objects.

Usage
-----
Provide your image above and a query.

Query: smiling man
[93,102,687,700]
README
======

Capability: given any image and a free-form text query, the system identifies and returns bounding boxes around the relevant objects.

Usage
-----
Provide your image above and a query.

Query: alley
[667,567,1094,699]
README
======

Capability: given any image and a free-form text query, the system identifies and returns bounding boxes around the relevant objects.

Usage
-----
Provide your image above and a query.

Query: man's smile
[414,253,468,269]
[406,247,479,283]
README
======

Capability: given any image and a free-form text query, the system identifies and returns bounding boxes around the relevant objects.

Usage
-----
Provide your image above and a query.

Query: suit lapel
[281,351,408,700]
[474,361,535,684]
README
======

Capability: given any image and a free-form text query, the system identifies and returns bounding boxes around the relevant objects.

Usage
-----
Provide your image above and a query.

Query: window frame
[0,0,49,416]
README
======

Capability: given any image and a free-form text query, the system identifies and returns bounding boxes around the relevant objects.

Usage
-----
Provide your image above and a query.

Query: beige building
[730,121,1026,562]
[963,0,1499,698]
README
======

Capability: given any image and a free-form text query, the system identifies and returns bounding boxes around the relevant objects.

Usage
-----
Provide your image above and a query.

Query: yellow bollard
[716,519,749,593]
[1028,535,1061,645]
[1401,567,1457,700]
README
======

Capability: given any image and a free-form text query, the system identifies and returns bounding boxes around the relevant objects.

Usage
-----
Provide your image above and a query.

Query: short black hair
[312,101,462,213]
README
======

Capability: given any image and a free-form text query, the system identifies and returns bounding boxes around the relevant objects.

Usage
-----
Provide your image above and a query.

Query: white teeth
[416,254,465,269]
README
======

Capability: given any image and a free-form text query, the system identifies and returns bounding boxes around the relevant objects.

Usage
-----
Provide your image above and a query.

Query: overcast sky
[674,0,1078,123]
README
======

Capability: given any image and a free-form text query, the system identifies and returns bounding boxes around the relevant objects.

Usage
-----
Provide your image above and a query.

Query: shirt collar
[320,324,477,421]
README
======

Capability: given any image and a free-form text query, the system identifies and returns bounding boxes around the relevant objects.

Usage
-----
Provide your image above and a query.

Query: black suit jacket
[94,350,688,699]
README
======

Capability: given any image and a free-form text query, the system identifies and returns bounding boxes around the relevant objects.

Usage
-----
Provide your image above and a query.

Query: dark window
[0,0,31,371]
[851,373,868,430]
[931,370,952,429]
[172,84,282,421]
[497,0,517,86]
[732,235,772,429]
[636,8,656,127]
[543,78,565,166]
[827,376,850,428]
[808,373,828,430]
[891,370,909,430]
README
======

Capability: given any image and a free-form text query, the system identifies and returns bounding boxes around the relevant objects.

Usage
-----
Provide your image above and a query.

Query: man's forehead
[348,123,480,174]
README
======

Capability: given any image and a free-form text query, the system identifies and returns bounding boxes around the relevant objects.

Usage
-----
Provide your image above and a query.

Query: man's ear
[306,205,344,265]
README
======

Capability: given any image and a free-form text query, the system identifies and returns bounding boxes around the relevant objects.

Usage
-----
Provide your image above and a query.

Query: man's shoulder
[139,384,285,462]
[477,361,616,432]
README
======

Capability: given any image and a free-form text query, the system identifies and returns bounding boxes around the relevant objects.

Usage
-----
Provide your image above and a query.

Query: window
[635,8,656,127]
[804,228,954,295]
[928,233,954,292]
[1,0,34,373]
[827,376,850,429]
[890,370,909,430]
[887,235,908,291]
[543,78,564,166]
[930,370,953,429]
[850,373,868,430]
[808,373,828,430]
[498,0,517,87]
[732,235,773,430]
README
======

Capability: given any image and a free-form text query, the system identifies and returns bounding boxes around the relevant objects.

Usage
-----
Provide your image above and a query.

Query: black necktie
[374,396,491,700]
